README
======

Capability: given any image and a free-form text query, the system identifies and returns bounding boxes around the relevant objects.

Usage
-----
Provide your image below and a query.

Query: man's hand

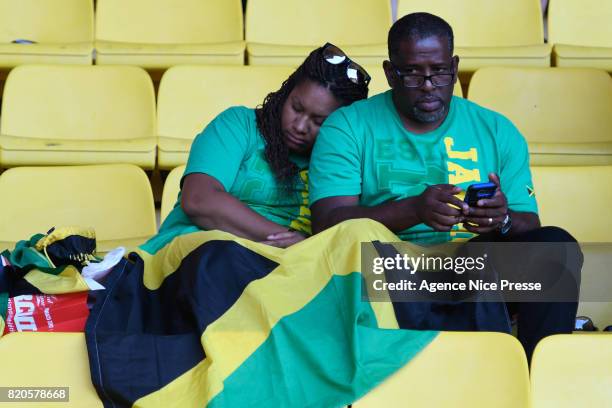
[464,173,508,234]
[416,184,469,232]
[260,231,306,248]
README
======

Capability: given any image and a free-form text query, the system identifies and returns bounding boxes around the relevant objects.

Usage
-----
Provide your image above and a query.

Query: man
[309,12,580,359]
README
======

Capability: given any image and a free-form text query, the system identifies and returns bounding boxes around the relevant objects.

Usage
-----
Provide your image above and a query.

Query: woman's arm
[181,172,292,241]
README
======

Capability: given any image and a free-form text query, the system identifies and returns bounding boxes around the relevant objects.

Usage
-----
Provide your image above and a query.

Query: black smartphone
[464,182,497,206]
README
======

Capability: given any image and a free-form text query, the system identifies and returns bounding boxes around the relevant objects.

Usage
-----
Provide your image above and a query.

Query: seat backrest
[548,0,612,47]
[468,67,612,144]
[161,165,186,223]
[245,0,391,45]
[95,0,242,44]
[0,333,102,406]
[0,65,155,141]
[353,332,529,407]
[157,65,293,141]
[397,0,543,46]
[0,164,156,247]
[531,334,612,408]
[531,166,612,242]
[364,64,463,97]
[0,0,93,43]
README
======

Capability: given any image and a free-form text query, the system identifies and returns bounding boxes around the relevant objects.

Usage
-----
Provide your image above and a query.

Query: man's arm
[508,211,541,235]
[312,185,469,234]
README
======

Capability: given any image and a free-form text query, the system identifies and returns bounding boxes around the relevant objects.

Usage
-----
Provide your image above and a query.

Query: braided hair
[255,46,369,192]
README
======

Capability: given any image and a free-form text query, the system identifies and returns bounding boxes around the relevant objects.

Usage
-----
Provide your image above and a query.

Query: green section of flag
[209,272,437,408]
[0,292,7,321]
[3,234,69,276]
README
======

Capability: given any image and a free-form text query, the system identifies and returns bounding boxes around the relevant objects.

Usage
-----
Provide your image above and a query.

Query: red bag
[3,292,89,334]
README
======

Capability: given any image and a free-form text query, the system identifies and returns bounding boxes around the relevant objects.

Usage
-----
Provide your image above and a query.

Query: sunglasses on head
[322,42,371,86]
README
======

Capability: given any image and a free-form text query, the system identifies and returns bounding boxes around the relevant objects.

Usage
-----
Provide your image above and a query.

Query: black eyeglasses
[390,62,455,88]
[322,43,371,86]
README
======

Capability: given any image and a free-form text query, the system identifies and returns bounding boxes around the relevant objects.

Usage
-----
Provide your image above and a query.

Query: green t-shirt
[309,91,538,244]
[141,106,311,254]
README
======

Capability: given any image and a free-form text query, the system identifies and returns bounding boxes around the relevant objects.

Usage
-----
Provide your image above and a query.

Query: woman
[144,44,370,252]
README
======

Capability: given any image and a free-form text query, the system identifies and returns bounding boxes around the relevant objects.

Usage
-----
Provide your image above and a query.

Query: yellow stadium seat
[549,0,612,71]
[0,0,93,70]
[0,65,156,168]
[0,164,156,253]
[157,65,293,169]
[531,165,612,326]
[0,333,102,407]
[397,0,551,74]
[531,334,612,408]
[531,166,612,242]
[364,64,464,97]
[468,67,612,166]
[95,0,244,69]
[161,165,186,223]
[245,0,391,66]
[352,332,529,408]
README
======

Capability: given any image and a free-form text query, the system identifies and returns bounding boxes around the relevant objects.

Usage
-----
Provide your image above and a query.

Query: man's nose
[421,75,436,91]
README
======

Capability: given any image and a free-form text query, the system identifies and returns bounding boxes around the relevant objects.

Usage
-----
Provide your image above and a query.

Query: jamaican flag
[85,219,442,407]
[0,228,96,334]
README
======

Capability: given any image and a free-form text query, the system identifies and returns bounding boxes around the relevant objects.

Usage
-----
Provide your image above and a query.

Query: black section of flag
[0,261,42,297]
[86,240,278,407]
[371,241,511,332]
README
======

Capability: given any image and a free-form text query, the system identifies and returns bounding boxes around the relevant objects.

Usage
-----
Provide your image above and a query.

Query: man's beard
[411,102,447,123]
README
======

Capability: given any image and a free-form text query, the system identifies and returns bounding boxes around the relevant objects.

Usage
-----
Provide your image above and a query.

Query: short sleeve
[309,110,363,205]
[497,116,539,214]
[183,106,254,191]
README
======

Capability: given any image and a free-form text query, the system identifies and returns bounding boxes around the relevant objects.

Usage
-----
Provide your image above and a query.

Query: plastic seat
[245,0,391,66]
[0,65,156,168]
[364,64,464,97]
[531,166,612,242]
[531,165,612,325]
[157,65,293,169]
[531,334,612,408]
[397,0,551,74]
[0,164,156,253]
[352,332,529,408]
[549,0,612,72]
[468,67,612,165]
[95,0,244,69]
[161,165,186,223]
[0,0,93,70]
[0,333,102,407]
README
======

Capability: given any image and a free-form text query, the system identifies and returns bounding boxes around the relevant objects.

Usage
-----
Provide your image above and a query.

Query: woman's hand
[260,231,306,248]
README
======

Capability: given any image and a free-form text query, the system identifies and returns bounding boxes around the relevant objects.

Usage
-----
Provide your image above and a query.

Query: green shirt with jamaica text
[141,106,311,254]
[309,91,538,244]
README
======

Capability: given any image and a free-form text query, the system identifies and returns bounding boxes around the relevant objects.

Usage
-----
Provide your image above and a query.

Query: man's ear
[452,55,460,81]
[383,60,396,88]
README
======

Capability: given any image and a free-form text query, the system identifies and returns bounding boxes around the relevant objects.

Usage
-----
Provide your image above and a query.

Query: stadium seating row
[353,333,612,408]
[1,163,610,251]
[3,63,453,170]
[0,331,609,407]
[0,0,610,72]
[0,64,610,170]
[1,162,610,325]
